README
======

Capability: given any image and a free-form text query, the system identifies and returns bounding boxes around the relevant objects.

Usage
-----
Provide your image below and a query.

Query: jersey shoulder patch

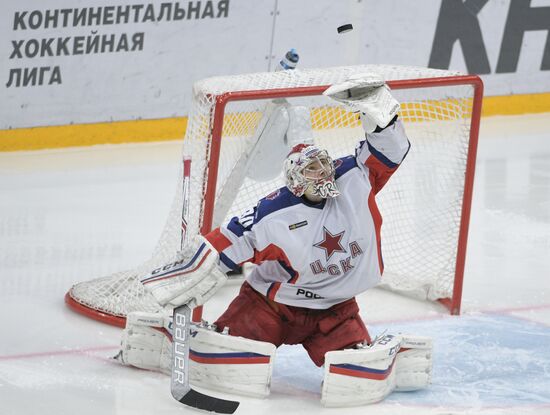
[334,155,358,180]
[255,187,302,224]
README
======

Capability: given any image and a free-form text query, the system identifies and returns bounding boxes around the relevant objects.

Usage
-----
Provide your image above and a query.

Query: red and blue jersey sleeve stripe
[206,228,232,252]
[356,118,411,194]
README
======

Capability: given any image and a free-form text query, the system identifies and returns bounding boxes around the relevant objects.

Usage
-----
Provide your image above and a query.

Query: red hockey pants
[214,281,371,366]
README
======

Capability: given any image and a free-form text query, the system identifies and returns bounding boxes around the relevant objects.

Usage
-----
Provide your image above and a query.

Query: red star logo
[313,227,346,261]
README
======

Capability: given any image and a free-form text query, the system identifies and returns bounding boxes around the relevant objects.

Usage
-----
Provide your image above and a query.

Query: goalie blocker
[140,234,227,308]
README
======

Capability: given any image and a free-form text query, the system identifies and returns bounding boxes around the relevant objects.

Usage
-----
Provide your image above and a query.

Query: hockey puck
[337,24,353,34]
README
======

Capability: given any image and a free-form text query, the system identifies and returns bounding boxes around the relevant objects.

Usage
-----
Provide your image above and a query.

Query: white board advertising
[1,0,549,129]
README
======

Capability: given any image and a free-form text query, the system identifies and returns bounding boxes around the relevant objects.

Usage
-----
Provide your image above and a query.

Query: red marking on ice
[0,345,117,361]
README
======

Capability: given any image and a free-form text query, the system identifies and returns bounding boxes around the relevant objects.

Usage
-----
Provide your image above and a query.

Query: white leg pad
[117,311,172,375]
[395,335,433,391]
[189,326,276,398]
[321,334,402,407]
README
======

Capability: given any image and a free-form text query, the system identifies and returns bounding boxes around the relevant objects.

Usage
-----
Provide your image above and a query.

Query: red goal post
[65,66,483,327]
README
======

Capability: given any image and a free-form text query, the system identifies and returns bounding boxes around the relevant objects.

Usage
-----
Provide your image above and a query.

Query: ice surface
[1,114,550,415]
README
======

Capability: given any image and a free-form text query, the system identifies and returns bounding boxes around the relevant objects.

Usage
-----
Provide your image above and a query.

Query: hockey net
[65,65,483,326]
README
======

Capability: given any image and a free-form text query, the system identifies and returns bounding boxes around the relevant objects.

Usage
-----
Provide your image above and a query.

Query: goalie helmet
[284,144,340,199]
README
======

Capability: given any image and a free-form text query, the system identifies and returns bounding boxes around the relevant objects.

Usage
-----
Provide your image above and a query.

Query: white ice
[1,113,550,415]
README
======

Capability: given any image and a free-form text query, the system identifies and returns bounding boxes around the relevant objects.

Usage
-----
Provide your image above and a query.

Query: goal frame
[195,75,483,320]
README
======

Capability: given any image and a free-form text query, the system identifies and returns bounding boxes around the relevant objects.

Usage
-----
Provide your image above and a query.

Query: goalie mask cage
[65,65,483,326]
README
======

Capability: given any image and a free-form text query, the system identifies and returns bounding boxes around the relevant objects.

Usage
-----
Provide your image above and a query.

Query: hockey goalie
[116,73,433,407]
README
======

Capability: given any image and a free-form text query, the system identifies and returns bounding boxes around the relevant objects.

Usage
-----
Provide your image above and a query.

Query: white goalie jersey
[206,118,410,309]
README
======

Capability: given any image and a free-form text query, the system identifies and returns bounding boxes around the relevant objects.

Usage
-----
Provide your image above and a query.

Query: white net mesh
[66,64,479,324]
